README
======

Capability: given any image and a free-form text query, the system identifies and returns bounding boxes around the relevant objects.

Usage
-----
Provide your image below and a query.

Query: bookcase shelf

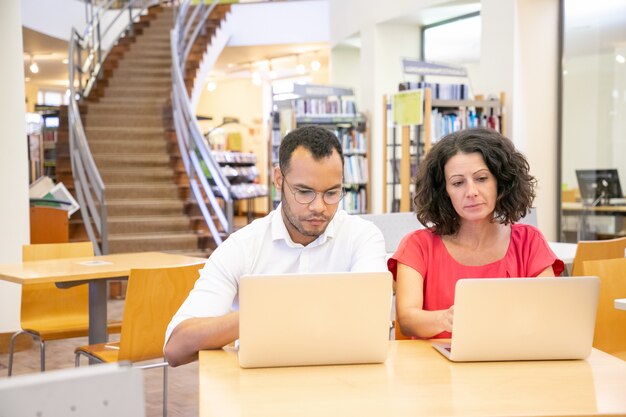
[269,84,370,215]
[383,86,505,213]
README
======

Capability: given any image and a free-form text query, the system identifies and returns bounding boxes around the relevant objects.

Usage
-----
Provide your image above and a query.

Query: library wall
[330,45,361,106]
[330,0,560,239]
[0,1,30,333]
[24,83,38,113]
[351,23,421,213]
[195,78,267,213]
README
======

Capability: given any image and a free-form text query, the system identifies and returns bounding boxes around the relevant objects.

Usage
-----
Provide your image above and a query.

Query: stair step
[95,96,169,106]
[85,128,165,141]
[107,232,198,254]
[100,168,174,183]
[105,199,184,216]
[86,104,166,116]
[106,78,171,88]
[107,215,190,234]
[85,114,165,128]
[107,183,179,199]
[94,153,170,168]
[117,57,171,67]
[113,66,171,77]
[89,139,167,153]
[102,89,170,100]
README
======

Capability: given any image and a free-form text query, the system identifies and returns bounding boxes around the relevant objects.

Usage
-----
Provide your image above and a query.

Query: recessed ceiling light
[616,54,626,64]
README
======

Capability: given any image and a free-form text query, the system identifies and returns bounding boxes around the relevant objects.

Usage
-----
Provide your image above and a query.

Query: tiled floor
[0,299,200,417]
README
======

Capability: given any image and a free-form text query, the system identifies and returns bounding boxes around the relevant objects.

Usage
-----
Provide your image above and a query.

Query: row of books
[398,81,470,100]
[344,155,368,185]
[221,165,260,184]
[340,187,367,214]
[213,151,257,165]
[430,110,501,142]
[295,98,357,117]
[230,183,268,199]
[337,129,367,154]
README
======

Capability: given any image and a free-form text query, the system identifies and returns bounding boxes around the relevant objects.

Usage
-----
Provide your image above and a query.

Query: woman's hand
[439,305,454,333]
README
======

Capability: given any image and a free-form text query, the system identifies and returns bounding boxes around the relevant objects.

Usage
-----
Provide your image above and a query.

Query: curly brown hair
[413,128,536,236]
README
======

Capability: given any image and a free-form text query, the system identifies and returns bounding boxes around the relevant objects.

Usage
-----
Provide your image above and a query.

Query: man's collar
[271,203,337,247]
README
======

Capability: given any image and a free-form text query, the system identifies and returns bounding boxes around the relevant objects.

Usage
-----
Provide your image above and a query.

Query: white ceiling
[22,27,69,87]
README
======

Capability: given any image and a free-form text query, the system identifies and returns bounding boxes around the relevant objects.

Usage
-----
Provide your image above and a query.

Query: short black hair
[278,125,343,174]
[413,127,537,236]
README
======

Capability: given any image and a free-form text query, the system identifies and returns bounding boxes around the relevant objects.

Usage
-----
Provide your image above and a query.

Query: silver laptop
[432,277,599,362]
[238,271,393,368]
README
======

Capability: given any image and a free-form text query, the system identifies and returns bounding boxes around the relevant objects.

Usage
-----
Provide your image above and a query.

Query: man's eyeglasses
[281,175,344,205]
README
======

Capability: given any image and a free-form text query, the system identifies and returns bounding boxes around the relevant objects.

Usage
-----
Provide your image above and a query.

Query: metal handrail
[68,0,158,255]
[171,0,233,245]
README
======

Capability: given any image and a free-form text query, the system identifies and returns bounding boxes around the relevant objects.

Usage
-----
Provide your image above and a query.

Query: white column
[355,23,421,213]
[481,0,559,240]
[0,1,30,332]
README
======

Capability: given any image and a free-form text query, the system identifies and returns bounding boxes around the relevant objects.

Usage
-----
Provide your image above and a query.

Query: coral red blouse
[388,224,565,339]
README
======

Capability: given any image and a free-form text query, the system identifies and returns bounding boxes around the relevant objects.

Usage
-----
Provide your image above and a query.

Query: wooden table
[199,340,626,417]
[0,252,205,344]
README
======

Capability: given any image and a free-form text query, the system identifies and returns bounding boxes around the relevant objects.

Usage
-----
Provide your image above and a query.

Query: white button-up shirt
[165,206,387,342]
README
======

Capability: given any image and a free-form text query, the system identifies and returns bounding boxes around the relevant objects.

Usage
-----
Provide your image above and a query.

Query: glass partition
[560,0,626,242]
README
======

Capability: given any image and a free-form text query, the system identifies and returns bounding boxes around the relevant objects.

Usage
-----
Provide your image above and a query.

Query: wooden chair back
[118,262,204,362]
[571,237,626,276]
[394,320,411,341]
[20,242,94,335]
[582,258,626,360]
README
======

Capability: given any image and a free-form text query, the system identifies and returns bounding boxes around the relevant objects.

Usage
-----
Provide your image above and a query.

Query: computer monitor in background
[575,169,624,205]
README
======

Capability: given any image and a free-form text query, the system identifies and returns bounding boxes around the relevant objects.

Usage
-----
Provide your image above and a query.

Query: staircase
[72,6,202,255]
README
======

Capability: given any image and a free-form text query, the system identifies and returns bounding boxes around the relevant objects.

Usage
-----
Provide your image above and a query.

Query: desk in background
[199,340,626,417]
[562,202,626,241]
[0,252,205,344]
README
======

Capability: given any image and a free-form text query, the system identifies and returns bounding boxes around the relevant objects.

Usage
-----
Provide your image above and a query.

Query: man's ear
[274,165,283,191]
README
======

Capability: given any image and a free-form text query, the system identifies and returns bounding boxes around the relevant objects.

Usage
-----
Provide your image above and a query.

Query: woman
[388,128,564,339]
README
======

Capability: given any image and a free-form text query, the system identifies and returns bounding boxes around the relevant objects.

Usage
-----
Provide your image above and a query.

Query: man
[164,125,386,366]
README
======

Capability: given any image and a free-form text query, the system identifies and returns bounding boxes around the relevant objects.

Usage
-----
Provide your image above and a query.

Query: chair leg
[7,330,27,377]
[163,366,168,417]
[38,337,46,372]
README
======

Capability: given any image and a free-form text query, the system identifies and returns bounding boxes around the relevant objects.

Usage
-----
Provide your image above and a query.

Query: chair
[571,236,626,276]
[518,207,538,227]
[0,363,145,417]
[582,258,626,360]
[8,242,122,376]
[74,262,204,417]
[358,212,424,253]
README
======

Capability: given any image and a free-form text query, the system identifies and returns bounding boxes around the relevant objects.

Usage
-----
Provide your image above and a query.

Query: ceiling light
[62,58,69,64]
[616,54,626,64]
[251,71,262,86]
[296,63,306,75]
[29,60,39,74]
[206,81,217,91]
[310,60,321,72]
[25,77,31,82]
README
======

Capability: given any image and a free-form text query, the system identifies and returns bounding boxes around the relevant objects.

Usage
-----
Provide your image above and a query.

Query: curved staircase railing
[170,0,234,245]
[68,0,159,255]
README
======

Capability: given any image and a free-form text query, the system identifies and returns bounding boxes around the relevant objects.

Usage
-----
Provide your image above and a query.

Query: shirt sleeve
[164,235,246,343]
[387,230,429,281]
[518,225,565,277]
[349,219,388,272]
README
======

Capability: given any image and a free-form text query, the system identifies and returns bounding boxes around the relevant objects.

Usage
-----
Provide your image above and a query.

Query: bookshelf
[213,150,267,222]
[269,84,370,214]
[383,85,505,213]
